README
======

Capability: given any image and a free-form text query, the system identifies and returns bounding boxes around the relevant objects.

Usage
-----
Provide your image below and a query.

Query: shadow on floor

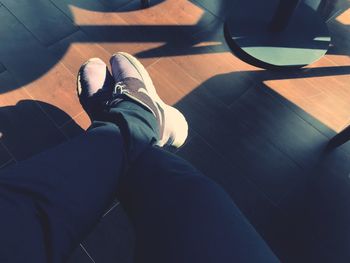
[174,71,350,263]
[1,0,349,93]
[0,100,83,162]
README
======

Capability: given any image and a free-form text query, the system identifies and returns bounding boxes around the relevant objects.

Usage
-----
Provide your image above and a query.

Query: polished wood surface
[0,0,349,262]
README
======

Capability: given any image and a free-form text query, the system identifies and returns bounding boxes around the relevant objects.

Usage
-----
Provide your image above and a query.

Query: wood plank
[147,58,199,105]
[118,0,216,37]
[263,68,350,133]
[1,0,77,46]
[148,57,303,204]
[325,53,350,67]
[49,0,111,22]
[148,55,252,107]
[229,86,329,169]
[177,91,303,204]
[0,6,57,89]
[49,30,112,76]
[52,0,162,67]
[115,0,217,63]
[301,57,350,133]
[172,50,255,105]
[0,6,83,126]
[238,38,350,139]
[167,19,259,105]
[262,81,338,139]
[22,64,83,127]
[162,0,215,30]
[0,1,348,261]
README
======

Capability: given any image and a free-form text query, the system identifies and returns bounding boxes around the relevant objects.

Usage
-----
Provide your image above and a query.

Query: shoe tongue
[110,77,162,130]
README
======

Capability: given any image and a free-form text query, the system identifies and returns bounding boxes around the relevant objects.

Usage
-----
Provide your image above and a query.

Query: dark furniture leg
[141,0,150,8]
[328,125,350,149]
[269,0,301,32]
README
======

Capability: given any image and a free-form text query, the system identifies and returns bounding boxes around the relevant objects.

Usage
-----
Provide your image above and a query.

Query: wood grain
[1,0,77,46]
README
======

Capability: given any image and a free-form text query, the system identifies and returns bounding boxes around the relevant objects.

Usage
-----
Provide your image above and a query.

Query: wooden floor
[0,0,349,262]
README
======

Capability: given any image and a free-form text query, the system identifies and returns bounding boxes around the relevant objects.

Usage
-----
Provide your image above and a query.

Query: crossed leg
[0,53,279,263]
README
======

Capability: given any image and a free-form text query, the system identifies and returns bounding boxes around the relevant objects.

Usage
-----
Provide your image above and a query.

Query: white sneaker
[109,52,188,148]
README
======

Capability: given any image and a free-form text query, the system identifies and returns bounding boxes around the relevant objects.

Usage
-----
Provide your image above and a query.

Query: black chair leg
[327,125,350,149]
[141,0,150,8]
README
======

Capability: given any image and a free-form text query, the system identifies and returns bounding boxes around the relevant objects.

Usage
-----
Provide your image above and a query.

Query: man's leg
[95,53,279,262]
[0,56,161,263]
[104,53,280,262]
[118,146,281,263]
[0,122,126,263]
[0,52,279,263]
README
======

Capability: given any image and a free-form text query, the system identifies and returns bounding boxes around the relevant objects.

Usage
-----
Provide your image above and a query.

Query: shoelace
[107,81,129,107]
[113,82,129,97]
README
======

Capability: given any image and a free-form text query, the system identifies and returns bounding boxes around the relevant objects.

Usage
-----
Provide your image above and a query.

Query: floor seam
[190,129,280,208]
[80,243,96,263]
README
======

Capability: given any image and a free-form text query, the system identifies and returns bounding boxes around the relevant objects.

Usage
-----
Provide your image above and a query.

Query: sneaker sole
[111,52,188,148]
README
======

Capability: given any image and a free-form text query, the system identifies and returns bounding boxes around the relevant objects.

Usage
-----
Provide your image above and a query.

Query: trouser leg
[0,122,125,262]
[0,100,158,263]
[0,97,279,263]
[118,146,281,263]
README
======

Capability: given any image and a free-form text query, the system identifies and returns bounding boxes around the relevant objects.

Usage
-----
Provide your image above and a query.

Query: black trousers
[0,100,280,263]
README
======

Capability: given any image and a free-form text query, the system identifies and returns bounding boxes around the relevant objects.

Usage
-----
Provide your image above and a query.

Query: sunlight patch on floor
[264,72,350,133]
[336,7,350,25]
